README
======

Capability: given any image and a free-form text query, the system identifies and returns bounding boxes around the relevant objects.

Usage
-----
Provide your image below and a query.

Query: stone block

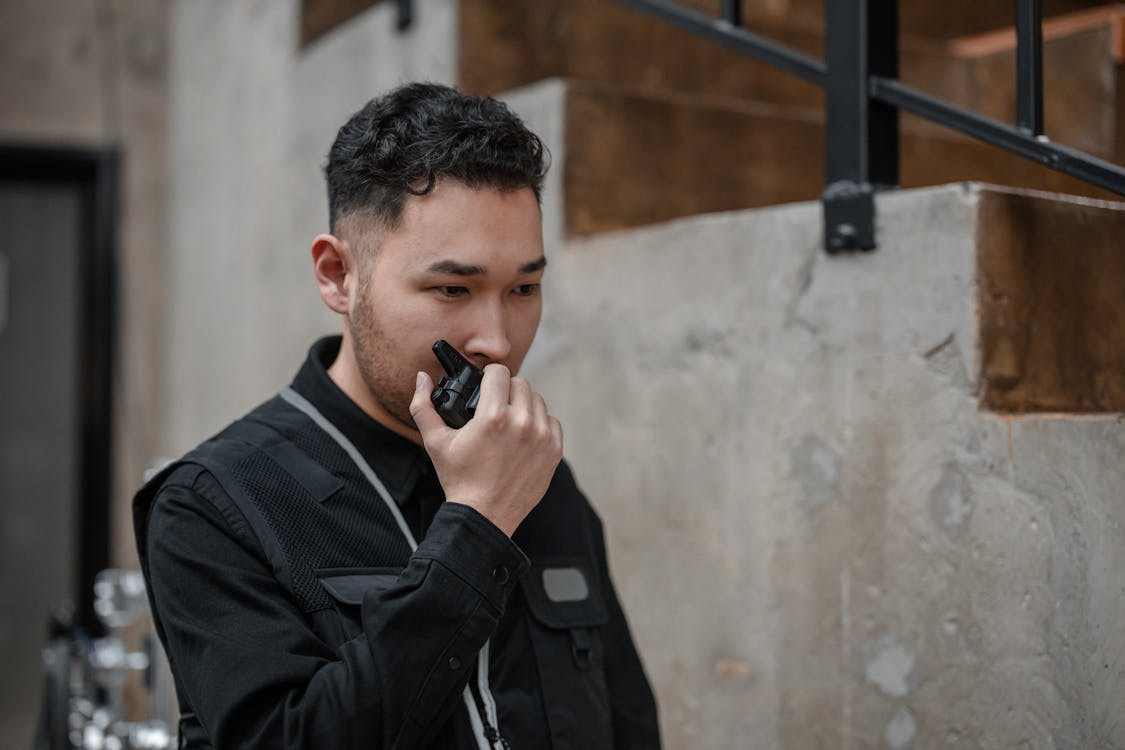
[977,188,1125,413]
[525,183,1125,748]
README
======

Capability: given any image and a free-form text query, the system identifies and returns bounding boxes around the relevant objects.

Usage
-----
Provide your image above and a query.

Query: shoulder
[143,461,250,551]
[545,459,600,523]
[546,458,582,498]
[139,393,299,514]
[514,458,605,555]
[135,400,290,557]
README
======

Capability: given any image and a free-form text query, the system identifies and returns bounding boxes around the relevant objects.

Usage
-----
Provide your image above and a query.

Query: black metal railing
[615,0,1125,252]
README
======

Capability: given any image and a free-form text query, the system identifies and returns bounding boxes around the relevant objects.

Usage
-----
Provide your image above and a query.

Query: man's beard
[348,286,419,432]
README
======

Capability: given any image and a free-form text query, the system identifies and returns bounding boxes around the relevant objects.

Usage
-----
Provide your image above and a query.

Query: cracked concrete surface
[526,182,1125,749]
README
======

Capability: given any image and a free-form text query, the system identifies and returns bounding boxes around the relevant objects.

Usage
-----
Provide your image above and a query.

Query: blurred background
[1,1,1123,747]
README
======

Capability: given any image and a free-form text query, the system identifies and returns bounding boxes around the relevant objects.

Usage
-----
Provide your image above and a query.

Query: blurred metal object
[93,570,149,630]
[34,570,176,750]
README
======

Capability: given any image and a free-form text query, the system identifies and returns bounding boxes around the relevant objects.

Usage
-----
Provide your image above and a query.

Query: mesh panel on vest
[225,411,415,613]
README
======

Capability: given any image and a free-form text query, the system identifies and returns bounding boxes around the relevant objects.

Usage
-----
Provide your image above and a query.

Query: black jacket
[134,338,660,749]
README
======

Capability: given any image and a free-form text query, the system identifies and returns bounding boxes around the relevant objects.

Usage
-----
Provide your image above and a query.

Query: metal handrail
[614,0,1125,252]
[870,77,1125,192]
[617,0,826,84]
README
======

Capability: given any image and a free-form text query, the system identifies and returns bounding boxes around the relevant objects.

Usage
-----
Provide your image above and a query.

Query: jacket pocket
[316,567,402,643]
[522,559,613,750]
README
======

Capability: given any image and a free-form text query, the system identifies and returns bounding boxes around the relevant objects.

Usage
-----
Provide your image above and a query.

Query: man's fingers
[530,389,548,427]
[409,371,447,439]
[548,415,563,452]
[476,363,511,416]
[533,393,562,454]
[509,376,532,411]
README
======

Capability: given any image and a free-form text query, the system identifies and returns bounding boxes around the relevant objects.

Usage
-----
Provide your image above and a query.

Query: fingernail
[416,371,425,391]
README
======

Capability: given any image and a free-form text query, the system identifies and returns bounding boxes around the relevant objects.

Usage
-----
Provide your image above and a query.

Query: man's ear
[311,233,355,314]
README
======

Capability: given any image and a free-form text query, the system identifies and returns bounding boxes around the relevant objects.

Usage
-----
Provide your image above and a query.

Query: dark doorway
[0,146,117,748]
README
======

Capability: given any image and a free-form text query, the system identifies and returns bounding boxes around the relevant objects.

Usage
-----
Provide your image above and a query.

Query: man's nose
[464,301,512,365]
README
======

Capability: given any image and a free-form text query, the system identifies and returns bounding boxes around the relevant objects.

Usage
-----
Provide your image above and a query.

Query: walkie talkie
[430,340,483,428]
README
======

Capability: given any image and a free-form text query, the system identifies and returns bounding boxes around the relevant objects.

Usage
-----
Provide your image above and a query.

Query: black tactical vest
[134,393,615,749]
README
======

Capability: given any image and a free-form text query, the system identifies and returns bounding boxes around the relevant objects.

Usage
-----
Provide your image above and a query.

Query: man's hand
[410,364,564,537]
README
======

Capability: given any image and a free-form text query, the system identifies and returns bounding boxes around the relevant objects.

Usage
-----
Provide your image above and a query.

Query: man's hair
[325,82,548,235]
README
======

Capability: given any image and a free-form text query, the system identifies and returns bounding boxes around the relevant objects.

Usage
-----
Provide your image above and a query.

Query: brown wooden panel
[458,0,824,107]
[976,188,1125,412]
[301,0,382,47]
[562,4,824,107]
[562,82,824,236]
[559,81,1120,238]
[962,27,1118,159]
[604,0,1112,38]
[899,0,1109,38]
[461,0,1122,164]
[899,116,1122,200]
[889,19,1124,161]
[1117,63,1125,164]
[457,0,566,96]
[459,0,1113,100]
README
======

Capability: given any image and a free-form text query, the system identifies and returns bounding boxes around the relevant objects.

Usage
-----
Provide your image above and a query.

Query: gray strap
[278,386,501,748]
[279,386,418,551]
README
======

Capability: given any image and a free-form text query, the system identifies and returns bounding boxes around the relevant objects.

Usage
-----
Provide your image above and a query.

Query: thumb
[409,371,447,439]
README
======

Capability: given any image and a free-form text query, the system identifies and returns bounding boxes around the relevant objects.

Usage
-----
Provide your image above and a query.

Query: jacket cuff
[413,502,530,613]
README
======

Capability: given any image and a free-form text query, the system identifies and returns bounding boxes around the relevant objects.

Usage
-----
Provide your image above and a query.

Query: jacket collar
[290,336,431,506]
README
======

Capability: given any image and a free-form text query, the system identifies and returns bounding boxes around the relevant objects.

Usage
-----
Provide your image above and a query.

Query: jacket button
[448,656,462,670]
[492,565,509,585]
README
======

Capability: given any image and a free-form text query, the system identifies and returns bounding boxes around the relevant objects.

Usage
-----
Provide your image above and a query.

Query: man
[134,83,661,749]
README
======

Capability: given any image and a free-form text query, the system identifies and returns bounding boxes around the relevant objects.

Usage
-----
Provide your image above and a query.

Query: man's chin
[381,398,424,438]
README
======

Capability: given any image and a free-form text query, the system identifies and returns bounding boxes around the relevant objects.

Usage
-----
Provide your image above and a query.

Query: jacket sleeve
[588,508,663,749]
[144,465,527,750]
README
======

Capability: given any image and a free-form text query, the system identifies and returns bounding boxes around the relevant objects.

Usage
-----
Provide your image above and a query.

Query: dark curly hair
[325,82,548,236]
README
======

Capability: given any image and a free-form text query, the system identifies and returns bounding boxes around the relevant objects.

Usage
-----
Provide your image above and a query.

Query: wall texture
[526,183,1125,749]
[162,0,457,458]
[9,4,1123,748]
[0,0,169,566]
[0,1,170,741]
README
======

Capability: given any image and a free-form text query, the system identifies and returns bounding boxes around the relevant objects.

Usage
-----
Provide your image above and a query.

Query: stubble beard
[348,283,420,433]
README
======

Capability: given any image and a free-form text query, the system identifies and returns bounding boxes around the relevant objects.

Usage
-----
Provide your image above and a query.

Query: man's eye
[436,286,468,298]
[512,284,540,297]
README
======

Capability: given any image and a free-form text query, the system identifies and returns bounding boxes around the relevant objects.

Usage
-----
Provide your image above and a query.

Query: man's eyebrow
[426,255,548,276]
[519,255,548,274]
[426,259,486,276]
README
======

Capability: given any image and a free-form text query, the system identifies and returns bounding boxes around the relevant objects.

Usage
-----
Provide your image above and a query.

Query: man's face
[344,180,545,435]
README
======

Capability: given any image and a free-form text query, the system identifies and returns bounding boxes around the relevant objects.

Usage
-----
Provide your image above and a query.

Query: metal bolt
[829,223,857,251]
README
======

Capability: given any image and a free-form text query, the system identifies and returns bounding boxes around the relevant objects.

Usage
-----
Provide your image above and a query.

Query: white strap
[463,689,492,750]
[478,642,501,737]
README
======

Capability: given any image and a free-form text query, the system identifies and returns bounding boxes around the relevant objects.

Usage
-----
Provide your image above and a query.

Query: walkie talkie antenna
[433,340,470,378]
[430,340,484,428]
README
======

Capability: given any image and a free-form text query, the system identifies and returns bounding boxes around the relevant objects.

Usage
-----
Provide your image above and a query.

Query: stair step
[531,182,1125,750]
[458,0,825,107]
[909,6,1125,161]
[462,1,1124,162]
[549,79,1121,236]
[978,188,1125,413]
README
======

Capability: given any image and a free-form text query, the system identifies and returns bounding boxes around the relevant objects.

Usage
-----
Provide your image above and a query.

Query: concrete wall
[0,0,460,565]
[0,0,169,566]
[162,0,457,457]
[9,4,1124,748]
[527,183,1125,749]
[0,1,170,741]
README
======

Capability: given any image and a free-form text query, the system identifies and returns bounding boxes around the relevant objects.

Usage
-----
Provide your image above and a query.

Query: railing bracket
[395,0,414,32]
[822,181,876,253]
